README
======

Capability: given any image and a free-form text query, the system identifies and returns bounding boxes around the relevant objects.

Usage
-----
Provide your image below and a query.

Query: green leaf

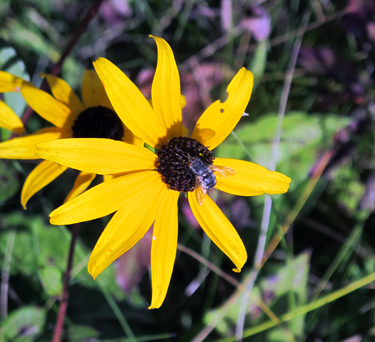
[217,111,351,188]
[65,325,99,342]
[3,19,60,62]
[0,306,46,342]
[39,266,63,296]
[0,214,68,276]
[0,216,36,277]
[34,221,71,271]
[0,159,19,201]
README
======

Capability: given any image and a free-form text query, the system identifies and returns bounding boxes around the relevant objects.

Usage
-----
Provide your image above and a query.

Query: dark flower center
[156,137,214,192]
[72,106,124,141]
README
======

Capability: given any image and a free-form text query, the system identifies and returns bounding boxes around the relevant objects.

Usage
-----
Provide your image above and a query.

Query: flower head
[0,70,141,208]
[36,36,291,308]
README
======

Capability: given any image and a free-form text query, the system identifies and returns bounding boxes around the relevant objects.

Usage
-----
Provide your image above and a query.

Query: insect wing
[195,179,207,205]
[211,165,235,178]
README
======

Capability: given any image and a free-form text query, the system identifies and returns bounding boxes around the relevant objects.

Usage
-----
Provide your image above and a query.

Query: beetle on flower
[36,36,291,309]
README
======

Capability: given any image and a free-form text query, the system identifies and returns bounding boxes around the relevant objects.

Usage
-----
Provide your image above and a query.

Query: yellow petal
[93,58,166,149]
[149,190,179,309]
[123,130,144,147]
[150,35,183,141]
[64,171,96,203]
[50,171,164,225]
[191,68,254,149]
[36,138,157,174]
[42,74,84,118]
[87,177,168,279]
[0,71,23,92]
[21,81,71,128]
[188,192,247,272]
[82,69,113,109]
[103,174,115,182]
[0,127,63,159]
[214,158,291,196]
[0,100,25,134]
[21,160,67,209]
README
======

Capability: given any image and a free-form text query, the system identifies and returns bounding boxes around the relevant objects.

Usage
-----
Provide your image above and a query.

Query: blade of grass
[178,243,282,329]
[174,0,196,43]
[235,11,310,342]
[214,271,375,340]
[230,127,255,162]
[98,283,136,342]
[0,227,16,320]
[306,210,370,326]
[261,150,332,267]
[311,215,366,302]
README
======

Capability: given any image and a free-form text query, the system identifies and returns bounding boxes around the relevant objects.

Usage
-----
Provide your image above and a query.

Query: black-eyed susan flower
[36,36,291,309]
[0,70,141,208]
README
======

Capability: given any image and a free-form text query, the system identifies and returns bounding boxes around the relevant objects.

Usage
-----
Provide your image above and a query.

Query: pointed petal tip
[88,268,98,280]
[88,258,103,280]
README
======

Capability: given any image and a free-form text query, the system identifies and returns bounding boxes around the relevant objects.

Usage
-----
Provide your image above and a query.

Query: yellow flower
[0,70,141,208]
[36,36,291,309]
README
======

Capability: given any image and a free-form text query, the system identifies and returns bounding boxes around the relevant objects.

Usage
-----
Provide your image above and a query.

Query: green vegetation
[1,0,375,341]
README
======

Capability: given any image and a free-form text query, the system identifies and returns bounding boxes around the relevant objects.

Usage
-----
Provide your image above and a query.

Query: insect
[188,156,235,205]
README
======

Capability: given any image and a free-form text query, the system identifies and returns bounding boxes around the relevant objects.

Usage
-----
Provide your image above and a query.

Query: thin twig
[51,223,79,342]
[20,0,104,127]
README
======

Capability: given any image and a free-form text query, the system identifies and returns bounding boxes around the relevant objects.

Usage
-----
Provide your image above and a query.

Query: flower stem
[51,223,79,342]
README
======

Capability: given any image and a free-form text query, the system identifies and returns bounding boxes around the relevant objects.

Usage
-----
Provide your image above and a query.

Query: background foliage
[1,0,375,341]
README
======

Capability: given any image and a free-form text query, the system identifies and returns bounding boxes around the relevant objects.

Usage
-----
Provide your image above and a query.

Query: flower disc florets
[156,137,214,192]
[72,106,124,140]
